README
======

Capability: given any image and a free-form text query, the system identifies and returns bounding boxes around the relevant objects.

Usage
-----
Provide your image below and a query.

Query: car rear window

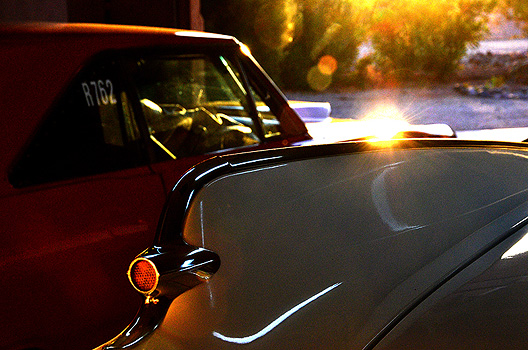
[9,57,146,187]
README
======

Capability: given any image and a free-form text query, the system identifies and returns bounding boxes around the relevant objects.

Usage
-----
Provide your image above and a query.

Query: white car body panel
[288,100,332,123]
[457,127,528,142]
[122,144,528,349]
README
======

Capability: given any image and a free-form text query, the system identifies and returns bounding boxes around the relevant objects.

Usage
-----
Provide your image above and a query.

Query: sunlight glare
[361,105,411,141]
[240,43,252,57]
[502,232,528,259]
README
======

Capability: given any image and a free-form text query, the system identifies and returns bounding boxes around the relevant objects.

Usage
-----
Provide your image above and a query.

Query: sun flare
[360,105,411,140]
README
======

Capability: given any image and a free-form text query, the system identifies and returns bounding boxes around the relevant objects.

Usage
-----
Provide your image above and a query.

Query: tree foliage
[202,0,369,90]
[203,0,497,89]
[370,0,496,79]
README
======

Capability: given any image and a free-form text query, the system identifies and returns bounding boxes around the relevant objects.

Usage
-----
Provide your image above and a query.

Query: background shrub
[370,0,496,80]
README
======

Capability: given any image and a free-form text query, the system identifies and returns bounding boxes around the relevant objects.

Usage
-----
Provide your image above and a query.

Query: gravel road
[286,85,528,131]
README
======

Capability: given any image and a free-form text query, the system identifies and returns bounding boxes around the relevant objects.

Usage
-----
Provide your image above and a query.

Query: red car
[0,23,311,350]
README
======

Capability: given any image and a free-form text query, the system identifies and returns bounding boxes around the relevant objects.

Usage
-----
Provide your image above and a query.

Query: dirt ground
[286,84,528,131]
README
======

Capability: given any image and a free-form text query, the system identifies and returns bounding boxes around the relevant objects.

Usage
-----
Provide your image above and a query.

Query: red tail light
[128,258,159,295]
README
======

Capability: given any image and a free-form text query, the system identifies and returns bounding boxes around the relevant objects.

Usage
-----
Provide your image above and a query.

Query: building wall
[0,0,203,30]
[0,0,68,22]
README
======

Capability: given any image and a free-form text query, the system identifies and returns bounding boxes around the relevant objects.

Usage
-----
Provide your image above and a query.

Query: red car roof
[0,22,237,44]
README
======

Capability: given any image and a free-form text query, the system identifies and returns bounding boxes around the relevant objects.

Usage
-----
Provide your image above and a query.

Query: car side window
[249,84,282,139]
[129,54,261,161]
[9,58,146,187]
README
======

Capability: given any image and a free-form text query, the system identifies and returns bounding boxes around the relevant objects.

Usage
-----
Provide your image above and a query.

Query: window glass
[250,85,282,139]
[130,54,260,160]
[9,58,145,187]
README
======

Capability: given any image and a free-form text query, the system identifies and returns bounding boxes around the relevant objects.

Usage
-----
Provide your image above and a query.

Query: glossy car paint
[0,23,310,350]
[375,222,528,349]
[103,140,528,349]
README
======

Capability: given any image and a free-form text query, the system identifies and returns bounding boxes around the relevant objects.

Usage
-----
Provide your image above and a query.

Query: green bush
[370,0,496,80]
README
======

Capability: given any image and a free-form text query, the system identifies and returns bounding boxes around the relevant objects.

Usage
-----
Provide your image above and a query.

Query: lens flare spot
[318,55,338,75]
[307,66,332,91]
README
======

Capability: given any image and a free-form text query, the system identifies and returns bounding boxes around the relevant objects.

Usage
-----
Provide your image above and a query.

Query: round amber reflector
[128,258,159,294]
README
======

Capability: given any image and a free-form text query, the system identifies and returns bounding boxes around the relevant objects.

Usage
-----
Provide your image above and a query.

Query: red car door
[2,56,168,350]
